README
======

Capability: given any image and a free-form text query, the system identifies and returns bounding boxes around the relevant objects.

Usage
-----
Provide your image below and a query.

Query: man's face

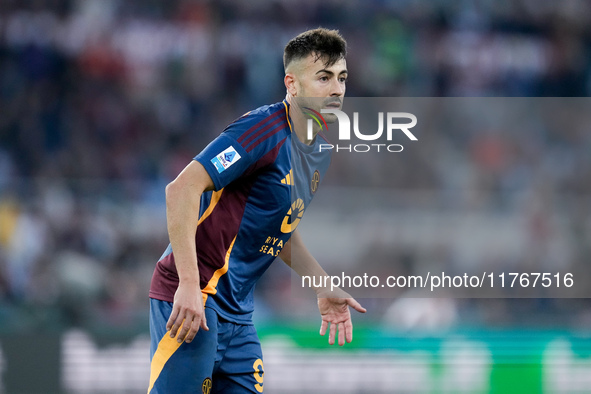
[287,53,347,123]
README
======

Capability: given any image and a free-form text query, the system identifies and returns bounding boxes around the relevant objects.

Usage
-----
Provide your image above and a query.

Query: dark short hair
[283,28,347,70]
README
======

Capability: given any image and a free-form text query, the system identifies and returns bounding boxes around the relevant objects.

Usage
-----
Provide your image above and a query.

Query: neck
[286,94,321,145]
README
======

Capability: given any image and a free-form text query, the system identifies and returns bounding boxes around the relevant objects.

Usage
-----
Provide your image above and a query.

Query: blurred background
[1,0,591,392]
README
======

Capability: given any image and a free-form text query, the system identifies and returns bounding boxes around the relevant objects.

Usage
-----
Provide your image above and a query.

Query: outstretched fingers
[320,320,328,336]
[347,298,367,313]
[328,321,337,345]
[345,317,354,343]
[338,322,345,346]
[318,298,367,346]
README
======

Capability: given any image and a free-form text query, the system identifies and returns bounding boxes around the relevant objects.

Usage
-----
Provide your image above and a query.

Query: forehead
[297,53,347,75]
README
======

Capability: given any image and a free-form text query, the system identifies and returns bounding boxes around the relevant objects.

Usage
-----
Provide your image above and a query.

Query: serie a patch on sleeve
[211,146,242,173]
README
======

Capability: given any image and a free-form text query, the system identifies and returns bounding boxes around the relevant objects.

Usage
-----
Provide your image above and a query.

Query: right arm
[165,160,214,343]
[279,230,366,346]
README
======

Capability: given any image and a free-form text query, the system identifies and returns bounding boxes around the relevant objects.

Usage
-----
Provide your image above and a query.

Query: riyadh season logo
[304,108,418,153]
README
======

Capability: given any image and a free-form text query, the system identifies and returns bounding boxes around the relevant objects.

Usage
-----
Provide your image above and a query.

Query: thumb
[347,298,367,313]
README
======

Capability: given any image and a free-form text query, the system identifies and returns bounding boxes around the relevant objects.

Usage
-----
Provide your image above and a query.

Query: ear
[284,73,298,97]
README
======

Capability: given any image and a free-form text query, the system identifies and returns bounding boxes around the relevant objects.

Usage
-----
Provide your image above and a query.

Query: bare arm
[279,229,329,293]
[165,160,214,343]
[279,229,366,346]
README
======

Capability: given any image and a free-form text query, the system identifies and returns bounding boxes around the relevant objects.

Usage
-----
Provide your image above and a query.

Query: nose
[331,78,345,97]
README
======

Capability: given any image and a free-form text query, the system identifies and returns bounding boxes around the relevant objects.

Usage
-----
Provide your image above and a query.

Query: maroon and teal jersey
[149,100,331,324]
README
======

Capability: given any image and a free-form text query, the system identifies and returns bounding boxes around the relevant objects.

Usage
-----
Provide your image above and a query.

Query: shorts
[147,298,264,394]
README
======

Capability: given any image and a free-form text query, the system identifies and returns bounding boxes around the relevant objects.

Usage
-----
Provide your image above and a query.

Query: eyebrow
[315,68,348,76]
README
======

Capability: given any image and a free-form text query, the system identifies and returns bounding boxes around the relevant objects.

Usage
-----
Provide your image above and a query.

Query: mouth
[324,101,341,109]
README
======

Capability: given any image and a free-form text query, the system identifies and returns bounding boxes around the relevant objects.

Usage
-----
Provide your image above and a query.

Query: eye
[319,76,328,82]
[339,77,347,83]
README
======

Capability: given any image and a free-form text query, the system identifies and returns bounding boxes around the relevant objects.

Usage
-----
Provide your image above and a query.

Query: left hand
[318,297,366,346]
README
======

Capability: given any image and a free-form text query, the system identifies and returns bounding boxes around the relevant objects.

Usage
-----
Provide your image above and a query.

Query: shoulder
[240,101,287,123]
[224,101,287,134]
[223,101,290,153]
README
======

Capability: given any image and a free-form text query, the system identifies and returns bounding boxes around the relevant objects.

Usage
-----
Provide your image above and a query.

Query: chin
[323,113,338,124]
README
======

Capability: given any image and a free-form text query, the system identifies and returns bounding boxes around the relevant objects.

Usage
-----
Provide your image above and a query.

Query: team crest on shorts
[202,377,212,394]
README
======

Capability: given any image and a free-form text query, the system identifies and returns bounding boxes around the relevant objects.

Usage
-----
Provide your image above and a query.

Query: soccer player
[147,28,366,393]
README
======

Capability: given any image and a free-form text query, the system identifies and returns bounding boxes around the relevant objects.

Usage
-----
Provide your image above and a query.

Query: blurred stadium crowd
[1,0,591,332]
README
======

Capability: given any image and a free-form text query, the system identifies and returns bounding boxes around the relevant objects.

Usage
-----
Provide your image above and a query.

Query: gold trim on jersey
[198,188,224,226]
[282,100,292,132]
[202,235,237,301]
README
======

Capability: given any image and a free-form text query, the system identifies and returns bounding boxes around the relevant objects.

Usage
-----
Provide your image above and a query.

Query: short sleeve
[194,107,287,190]
[194,132,252,191]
